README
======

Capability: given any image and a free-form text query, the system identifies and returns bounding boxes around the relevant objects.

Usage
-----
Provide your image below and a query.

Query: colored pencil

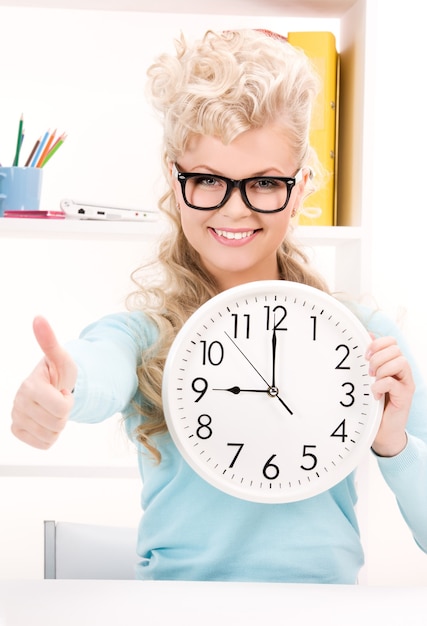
[40,134,67,167]
[35,129,56,168]
[12,114,24,166]
[24,137,41,167]
[30,129,49,167]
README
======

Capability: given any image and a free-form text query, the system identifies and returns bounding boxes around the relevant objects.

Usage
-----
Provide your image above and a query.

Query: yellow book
[287,31,338,226]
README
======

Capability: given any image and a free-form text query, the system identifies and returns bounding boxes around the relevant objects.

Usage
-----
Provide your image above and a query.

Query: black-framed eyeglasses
[173,163,303,214]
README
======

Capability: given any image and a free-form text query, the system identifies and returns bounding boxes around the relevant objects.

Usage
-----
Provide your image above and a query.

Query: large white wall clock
[162,280,383,503]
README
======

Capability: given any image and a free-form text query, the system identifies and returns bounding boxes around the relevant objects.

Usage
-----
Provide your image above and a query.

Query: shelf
[0,0,359,18]
[0,217,361,244]
[0,217,164,241]
[294,226,362,246]
[0,464,139,479]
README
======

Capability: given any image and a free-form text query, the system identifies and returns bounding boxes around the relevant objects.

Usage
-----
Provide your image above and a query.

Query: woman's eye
[194,176,221,187]
[253,178,280,191]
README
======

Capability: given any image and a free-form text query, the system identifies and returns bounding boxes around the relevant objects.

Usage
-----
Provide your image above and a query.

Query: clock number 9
[191,377,208,402]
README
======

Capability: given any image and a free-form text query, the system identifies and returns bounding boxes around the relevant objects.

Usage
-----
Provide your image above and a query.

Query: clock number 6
[263,454,280,480]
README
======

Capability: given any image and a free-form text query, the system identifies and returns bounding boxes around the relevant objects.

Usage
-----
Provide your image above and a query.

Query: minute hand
[272,326,277,388]
[224,331,293,415]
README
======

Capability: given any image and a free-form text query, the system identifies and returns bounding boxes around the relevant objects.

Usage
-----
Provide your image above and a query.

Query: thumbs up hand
[11,317,78,449]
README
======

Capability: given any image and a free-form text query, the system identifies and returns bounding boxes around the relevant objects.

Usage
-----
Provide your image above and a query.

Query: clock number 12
[264,305,287,330]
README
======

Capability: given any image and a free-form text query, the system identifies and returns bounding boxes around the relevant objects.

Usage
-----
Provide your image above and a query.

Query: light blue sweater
[67,306,427,583]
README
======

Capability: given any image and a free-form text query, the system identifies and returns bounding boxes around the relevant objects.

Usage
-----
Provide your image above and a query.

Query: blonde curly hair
[127,29,329,460]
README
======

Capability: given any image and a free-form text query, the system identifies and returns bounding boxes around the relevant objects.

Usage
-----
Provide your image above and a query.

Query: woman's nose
[217,188,252,218]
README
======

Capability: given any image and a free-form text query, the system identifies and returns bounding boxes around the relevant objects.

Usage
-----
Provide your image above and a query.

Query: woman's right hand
[11,316,78,449]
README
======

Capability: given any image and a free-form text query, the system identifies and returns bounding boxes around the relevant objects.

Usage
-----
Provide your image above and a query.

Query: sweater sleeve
[66,311,156,424]
[361,306,427,552]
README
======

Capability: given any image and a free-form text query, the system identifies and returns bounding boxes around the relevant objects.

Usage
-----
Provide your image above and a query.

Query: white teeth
[214,229,254,240]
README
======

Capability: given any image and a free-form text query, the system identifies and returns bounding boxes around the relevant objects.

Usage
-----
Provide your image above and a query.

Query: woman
[11,29,426,583]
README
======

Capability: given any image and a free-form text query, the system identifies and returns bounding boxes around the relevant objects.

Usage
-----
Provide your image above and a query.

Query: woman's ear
[301,166,313,186]
[169,162,181,210]
[292,167,311,211]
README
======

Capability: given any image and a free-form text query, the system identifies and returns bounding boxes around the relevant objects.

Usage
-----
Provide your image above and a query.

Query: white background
[0,0,426,585]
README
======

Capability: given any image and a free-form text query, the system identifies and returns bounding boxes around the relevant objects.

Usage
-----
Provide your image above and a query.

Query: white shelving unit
[0,0,375,298]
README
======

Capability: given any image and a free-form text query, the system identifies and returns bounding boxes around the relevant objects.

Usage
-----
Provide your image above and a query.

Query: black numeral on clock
[335,344,351,370]
[311,315,317,341]
[264,305,287,330]
[200,340,224,366]
[263,454,280,480]
[340,382,355,407]
[331,419,348,442]
[196,414,213,439]
[191,377,208,402]
[301,445,318,471]
[227,443,244,468]
[231,313,250,339]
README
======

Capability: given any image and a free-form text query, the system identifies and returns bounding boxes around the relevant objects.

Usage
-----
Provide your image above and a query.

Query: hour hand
[213,385,293,415]
[213,386,270,395]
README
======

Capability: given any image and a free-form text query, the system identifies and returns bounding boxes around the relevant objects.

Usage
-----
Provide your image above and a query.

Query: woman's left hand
[367,336,415,457]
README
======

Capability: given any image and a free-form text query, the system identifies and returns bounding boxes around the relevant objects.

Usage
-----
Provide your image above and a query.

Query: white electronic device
[60,198,158,222]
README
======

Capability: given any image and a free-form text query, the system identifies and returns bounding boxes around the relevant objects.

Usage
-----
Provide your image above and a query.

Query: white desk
[0,580,426,626]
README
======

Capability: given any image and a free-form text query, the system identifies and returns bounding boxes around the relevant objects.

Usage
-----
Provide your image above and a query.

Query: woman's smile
[209,227,259,244]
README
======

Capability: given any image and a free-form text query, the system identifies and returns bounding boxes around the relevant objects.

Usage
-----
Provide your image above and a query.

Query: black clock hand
[272,325,277,388]
[213,386,270,394]
[224,331,293,415]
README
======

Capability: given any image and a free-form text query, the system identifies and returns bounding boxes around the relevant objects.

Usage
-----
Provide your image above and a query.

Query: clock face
[162,280,383,503]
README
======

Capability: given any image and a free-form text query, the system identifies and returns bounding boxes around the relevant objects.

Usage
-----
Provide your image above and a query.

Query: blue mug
[0,166,43,216]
